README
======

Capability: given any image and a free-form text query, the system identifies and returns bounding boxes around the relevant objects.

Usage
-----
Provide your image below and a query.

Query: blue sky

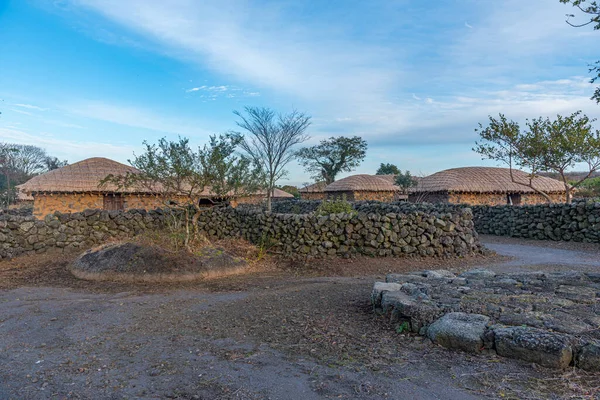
[0,0,598,186]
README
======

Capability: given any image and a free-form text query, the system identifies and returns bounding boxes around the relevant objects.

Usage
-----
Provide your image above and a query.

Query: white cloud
[464,22,473,29]
[9,109,33,116]
[0,127,137,162]
[13,103,48,111]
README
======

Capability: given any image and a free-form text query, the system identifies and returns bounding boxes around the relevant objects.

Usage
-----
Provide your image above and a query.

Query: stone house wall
[33,193,104,218]
[326,190,397,202]
[409,191,564,206]
[299,192,326,200]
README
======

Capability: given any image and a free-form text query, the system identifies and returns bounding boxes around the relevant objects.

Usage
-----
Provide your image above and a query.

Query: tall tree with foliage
[295,136,367,185]
[376,163,400,175]
[474,112,600,203]
[234,107,311,211]
[395,170,418,193]
[560,0,600,103]
[103,134,261,248]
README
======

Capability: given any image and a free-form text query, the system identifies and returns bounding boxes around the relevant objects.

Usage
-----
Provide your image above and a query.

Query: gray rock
[493,326,573,369]
[460,269,496,280]
[555,285,597,304]
[423,269,456,279]
[575,342,600,372]
[427,312,490,353]
[371,282,402,309]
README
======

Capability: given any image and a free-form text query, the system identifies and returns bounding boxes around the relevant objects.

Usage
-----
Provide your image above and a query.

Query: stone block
[427,312,490,353]
[493,326,573,369]
[575,342,600,372]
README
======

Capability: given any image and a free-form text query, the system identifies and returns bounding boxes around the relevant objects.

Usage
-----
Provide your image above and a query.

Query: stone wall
[299,192,326,200]
[326,190,397,202]
[472,201,600,242]
[197,203,481,258]
[408,192,564,206]
[0,209,165,259]
[0,201,482,260]
[32,193,169,219]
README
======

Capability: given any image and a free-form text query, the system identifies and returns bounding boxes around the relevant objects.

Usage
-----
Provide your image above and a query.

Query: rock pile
[70,242,247,282]
[372,269,600,370]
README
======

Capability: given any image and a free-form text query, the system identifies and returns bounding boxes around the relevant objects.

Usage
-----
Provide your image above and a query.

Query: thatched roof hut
[20,157,147,194]
[324,174,401,201]
[410,167,566,205]
[298,182,327,200]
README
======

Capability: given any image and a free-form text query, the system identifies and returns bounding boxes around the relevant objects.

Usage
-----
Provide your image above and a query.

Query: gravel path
[0,238,599,399]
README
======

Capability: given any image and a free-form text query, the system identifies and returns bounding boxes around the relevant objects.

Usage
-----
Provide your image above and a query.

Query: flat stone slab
[494,327,573,369]
[427,312,490,353]
[576,342,600,372]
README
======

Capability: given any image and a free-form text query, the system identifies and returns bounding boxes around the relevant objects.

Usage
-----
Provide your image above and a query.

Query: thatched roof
[325,174,399,192]
[20,157,298,199]
[299,182,327,193]
[19,158,151,194]
[413,167,566,194]
[15,185,33,201]
[272,188,294,198]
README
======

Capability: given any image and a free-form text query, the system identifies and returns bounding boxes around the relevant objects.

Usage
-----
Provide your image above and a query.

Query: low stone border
[372,269,600,371]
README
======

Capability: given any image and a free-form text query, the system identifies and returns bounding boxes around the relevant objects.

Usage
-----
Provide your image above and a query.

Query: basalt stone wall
[472,201,600,242]
[0,209,165,259]
[197,204,481,258]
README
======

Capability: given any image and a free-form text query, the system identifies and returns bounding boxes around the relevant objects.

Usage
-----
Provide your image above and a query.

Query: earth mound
[69,242,248,282]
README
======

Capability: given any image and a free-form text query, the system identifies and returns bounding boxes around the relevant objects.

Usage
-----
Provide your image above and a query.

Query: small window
[507,193,521,205]
[103,195,125,211]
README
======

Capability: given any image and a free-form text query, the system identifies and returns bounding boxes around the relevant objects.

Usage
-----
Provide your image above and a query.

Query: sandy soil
[0,241,598,399]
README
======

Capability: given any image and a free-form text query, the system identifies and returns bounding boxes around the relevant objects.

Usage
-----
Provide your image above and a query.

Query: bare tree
[234,107,311,211]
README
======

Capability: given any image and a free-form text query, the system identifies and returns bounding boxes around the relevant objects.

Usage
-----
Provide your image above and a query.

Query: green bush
[315,197,357,216]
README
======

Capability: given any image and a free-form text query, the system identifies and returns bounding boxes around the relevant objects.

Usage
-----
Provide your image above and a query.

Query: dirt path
[0,241,598,399]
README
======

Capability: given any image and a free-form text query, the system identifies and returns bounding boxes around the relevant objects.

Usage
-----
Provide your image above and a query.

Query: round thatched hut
[298,182,327,200]
[409,167,567,205]
[324,174,401,202]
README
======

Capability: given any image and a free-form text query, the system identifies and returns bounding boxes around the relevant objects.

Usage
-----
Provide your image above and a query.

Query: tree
[376,163,400,175]
[278,185,299,198]
[395,170,418,192]
[234,107,311,211]
[474,112,600,203]
[295,136,367,185]
[0,143,64,206]
[103,134,261,248]
[44,157,68,171]
[560,0,600,103]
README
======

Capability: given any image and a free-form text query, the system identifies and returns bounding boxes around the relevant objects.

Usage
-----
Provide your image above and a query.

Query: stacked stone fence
[197,203,481,258]
[0,209,166,259]
[472,201,600,242]
[0,202,482,260]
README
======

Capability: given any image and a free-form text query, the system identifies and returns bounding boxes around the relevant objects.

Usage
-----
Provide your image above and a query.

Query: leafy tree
[278,185,299,198]
[103,134,261,248]
[560,0,600,103]
[376,163,400,175]
[395,170,418,192]
[295,136,367,185]
[234,107,311,212]
[474,112,600,203]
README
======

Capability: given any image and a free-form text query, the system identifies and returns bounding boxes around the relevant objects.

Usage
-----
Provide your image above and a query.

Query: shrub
[315,197,357,216]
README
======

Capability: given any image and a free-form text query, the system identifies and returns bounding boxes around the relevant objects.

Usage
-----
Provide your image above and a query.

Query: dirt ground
[0,238,599,399]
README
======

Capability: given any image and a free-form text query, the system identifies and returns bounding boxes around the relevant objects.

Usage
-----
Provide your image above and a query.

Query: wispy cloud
[0,127,137,162]
[13,103,48,111]
[9,108,33,116]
